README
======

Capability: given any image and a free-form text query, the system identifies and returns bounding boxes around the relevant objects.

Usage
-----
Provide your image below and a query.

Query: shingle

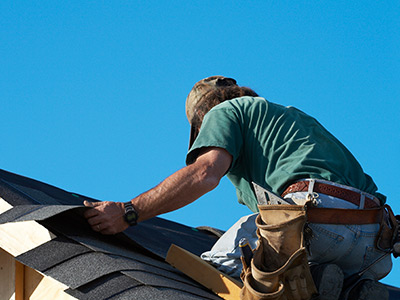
[0,178,37,205]
[156,288,223,300]
[110,285,169,300]
[45,252,127,289]
[0,204,85,224]
[121,260,198,286]
[125,217,218,258]
[4,181,65,205]
[65,272,142,300]
[122,270,221,300]
[68,234,176,272]
[113,285,221,300]
[0,169,96,206]
[16,236,92,272]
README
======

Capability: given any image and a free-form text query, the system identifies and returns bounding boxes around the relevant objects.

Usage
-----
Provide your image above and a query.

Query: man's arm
[83,147,232,234]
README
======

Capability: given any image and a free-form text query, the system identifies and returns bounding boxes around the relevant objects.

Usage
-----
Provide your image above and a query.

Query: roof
[0,168,399,300]
[0,168,223,299]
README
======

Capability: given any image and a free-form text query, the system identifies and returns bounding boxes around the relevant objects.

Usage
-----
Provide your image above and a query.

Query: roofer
[84,76,396,300]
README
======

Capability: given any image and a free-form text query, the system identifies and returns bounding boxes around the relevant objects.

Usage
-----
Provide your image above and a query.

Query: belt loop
[359,192,366,209]
[308,179,315,194]
[306,179,319,206]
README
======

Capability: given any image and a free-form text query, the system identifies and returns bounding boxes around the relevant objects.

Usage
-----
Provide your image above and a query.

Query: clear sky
[1,1,399,287]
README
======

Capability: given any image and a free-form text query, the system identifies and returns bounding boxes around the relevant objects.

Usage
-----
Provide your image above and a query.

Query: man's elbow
[196,164,223,192]
[192,147,232,191]
[203,173,221,191]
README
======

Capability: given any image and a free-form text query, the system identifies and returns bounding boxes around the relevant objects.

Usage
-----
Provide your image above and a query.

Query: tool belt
[306,206,383,224]
[240,180,399,300]
[240,204,317,300]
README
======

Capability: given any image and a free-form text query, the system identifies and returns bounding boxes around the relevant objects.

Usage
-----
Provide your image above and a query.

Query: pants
[201,186,392,280]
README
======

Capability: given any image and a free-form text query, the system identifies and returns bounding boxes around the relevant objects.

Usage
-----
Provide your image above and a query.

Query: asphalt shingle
[0,168,223,299]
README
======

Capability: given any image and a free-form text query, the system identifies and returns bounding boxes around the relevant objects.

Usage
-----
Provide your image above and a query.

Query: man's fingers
[83,201,94,218]
[83,201,109,232]
[90,222,116,235]
[99,226,118,235]
[87,217,101,227]
[84,200,103,208]
[82,201,127,235]
[84,200,104,208]
[83,208,99,219]
[83,200,93,207]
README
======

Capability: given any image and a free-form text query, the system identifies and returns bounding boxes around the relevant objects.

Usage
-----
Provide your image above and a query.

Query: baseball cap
[186,76,237,149]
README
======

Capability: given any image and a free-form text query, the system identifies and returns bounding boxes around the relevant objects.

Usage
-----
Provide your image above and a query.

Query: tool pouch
[376,204,399,252]
[240,205,317,300]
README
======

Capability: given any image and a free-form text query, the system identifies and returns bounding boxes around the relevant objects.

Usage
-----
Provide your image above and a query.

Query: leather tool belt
[305,206,383,225]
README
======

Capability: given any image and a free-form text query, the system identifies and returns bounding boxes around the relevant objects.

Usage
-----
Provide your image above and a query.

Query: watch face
[124,202,138,226]
[125,211,138,223]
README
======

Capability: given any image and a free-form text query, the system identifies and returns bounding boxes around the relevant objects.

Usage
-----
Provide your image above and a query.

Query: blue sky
[1,1,399,287]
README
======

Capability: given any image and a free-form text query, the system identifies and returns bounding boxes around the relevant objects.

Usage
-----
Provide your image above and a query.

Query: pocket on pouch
[308,223,344,262]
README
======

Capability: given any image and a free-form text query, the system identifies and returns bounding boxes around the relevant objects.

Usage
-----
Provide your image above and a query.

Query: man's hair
[190,85,258,143]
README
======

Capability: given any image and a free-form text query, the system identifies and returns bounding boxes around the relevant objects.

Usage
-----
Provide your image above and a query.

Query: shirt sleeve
[186,104,244,166]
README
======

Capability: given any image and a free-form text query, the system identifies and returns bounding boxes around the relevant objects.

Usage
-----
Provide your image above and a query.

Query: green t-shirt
[186,97,385,212]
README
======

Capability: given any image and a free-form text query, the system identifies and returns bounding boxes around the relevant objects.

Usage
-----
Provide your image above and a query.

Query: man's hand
[83,201,129,235]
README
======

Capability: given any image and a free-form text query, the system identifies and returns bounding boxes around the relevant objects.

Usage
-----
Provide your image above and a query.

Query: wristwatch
[123,201,139,226]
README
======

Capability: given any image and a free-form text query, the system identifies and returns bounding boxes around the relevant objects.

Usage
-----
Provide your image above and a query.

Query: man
[84,76,392,300]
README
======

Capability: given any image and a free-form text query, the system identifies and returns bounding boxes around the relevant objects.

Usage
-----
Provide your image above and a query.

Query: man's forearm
[132,147,231,222]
